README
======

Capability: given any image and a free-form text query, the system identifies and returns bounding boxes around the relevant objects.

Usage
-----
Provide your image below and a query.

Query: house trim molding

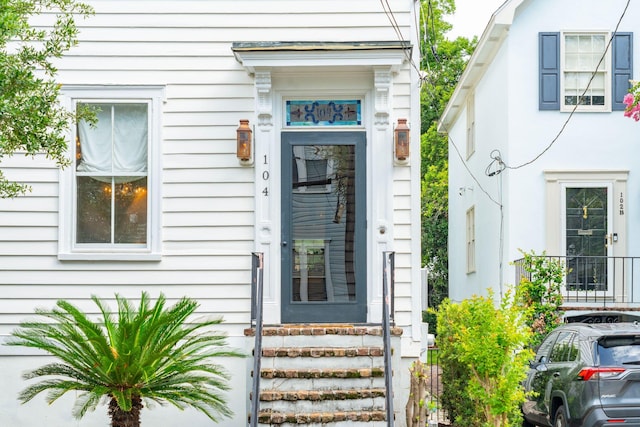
[544,170,628,257]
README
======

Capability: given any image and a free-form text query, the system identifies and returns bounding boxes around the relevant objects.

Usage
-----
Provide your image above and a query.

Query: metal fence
[514,255,640,305]
[425,346,445,425]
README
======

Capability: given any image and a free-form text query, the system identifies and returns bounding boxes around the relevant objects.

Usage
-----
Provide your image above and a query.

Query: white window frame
[58,86,164,261]
[560,31,611,112]
[466,206,476,274]
[466,93,475,159]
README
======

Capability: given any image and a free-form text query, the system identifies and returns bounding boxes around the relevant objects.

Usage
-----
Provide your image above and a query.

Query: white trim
[466,206,476,274]
[58,86,165,261]
[545,170,628,259]
[234,49,408,74]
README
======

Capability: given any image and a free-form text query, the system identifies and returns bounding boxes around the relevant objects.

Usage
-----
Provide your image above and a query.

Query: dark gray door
[565,186,609,292]
[281,132,366,323]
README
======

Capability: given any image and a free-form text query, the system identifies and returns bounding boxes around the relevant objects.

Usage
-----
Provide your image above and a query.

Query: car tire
[554,405,568,427]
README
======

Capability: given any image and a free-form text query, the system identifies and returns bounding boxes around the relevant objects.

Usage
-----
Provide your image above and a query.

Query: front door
[563,185,612,294]
[281,132,367,323]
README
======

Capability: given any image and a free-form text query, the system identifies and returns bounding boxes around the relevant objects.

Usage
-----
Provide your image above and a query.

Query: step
[258,376,382,392]
[260,352,383,370]
[257,409,387,425]
[260,388,386,414]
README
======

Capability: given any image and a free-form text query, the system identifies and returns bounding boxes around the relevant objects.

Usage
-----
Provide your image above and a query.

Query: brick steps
[246,324,401,425]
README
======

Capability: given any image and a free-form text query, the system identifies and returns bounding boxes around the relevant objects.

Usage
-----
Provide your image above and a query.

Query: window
[466,93,475,158]
[562,33,607,109]
[539,32,633,111]
[59,86,164,260]
[466,206,475,273]
[549,332,579,363]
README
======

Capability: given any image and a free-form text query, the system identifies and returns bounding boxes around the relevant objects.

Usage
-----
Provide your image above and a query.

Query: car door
[524,331,560,426]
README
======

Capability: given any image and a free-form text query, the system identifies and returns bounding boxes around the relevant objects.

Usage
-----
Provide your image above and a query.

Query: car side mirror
[535,363,548,372]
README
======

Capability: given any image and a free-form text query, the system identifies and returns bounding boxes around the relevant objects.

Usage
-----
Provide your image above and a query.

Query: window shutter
[539,32,561,110]
[612,32,633,111]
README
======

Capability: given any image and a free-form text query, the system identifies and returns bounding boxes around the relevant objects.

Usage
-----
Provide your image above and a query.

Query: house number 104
[262,155,269,196]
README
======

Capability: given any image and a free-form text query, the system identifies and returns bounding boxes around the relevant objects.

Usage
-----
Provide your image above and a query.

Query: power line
[379,0,425,79]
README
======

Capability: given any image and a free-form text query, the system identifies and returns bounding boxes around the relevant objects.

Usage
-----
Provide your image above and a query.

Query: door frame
[545,171,628,298]
[240,65,406,326]
[560,182,613,295]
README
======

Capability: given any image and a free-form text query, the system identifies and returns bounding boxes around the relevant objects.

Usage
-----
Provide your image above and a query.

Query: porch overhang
[232,41,412,74]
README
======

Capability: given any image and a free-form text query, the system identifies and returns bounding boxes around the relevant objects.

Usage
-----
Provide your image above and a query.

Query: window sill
[58,252,162,262]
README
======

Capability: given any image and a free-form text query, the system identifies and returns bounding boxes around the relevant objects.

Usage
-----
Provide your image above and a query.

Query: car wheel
[554,405,567,427]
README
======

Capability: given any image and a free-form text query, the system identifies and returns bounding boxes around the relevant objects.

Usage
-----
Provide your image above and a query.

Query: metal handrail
[382,251,395,426]
[249,252,264,427]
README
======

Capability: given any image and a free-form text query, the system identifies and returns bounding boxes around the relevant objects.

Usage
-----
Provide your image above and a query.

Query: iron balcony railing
[513,255,640,306]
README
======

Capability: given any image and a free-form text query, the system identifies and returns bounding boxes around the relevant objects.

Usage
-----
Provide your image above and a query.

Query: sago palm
[6,292,245,427]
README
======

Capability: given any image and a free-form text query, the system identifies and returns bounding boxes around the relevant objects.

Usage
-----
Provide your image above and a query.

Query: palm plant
[6,292,245,427]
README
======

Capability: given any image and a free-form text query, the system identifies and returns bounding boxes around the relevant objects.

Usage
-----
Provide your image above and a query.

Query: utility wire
[379,0,425,79]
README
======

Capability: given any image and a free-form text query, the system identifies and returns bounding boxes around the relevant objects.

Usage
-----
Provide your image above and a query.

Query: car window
[549,332,578,363]
[536,331,560,363]
[599,335,640,365]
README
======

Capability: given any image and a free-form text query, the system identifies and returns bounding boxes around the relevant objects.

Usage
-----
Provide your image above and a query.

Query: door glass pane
[565,187,608,291]
[289,144,356,303]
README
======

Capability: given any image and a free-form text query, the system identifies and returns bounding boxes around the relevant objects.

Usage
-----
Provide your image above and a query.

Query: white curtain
[77,103,148,174]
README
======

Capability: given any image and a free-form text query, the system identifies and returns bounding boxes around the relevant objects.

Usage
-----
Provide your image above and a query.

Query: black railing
[249,252,264,427]
[426,346,443,425]
[382,251,395,426]
[514,255,640,305]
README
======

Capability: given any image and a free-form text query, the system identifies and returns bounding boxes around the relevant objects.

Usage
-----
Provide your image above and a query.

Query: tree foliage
[0,0,93,198]
[420,0,476,311]
[6,292,245,426]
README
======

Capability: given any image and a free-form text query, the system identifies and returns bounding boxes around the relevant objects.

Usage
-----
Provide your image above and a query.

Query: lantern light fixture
[236,119,252,162]
[394,118,410,161]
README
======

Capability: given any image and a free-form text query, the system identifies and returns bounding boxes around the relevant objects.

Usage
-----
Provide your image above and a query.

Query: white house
[0,1,424,426]
[440,0,640,322]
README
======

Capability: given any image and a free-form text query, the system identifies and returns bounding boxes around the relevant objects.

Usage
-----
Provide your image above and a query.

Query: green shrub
[436,291,533,427]
[514,250,565,348]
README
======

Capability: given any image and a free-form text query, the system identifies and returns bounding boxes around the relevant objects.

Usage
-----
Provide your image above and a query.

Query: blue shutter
[612,32,633,111]
[539,32,560,110]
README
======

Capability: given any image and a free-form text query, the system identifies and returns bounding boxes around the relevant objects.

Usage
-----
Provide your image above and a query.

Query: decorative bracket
[255,70,272,127]
[374,68,392,127]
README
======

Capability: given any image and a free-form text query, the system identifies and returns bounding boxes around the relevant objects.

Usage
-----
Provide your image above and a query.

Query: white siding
[0,1,421,425]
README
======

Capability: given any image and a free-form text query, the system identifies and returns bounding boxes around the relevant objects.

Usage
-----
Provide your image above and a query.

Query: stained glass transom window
[286,100,361,126]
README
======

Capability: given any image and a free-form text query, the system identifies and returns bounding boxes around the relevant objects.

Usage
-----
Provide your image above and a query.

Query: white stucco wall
[447,0,640,303]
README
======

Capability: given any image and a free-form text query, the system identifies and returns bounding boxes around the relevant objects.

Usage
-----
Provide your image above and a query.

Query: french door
[281,132,367,323]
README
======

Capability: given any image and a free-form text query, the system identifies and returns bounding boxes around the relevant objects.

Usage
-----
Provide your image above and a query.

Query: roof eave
[232,41,412,74]
[437,0,526,133]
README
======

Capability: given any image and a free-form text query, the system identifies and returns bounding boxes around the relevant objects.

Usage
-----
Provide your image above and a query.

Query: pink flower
[624,93,635,107]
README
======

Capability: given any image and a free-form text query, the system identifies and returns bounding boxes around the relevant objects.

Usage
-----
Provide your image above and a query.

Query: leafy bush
[436,291,533,427]
[514,250,565,348]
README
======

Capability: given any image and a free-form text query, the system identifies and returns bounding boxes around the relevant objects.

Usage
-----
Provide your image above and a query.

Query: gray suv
[522,322,640,427]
